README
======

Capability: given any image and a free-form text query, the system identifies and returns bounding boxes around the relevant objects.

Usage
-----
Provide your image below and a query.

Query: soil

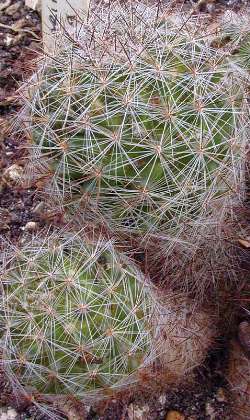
[0,0,41,242]
[0,1,249,419]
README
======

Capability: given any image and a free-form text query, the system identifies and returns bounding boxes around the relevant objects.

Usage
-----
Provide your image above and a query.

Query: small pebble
[6,409,17,420]
[0,408,18,420]
[159,394,166,405]
[3,164,23,183]
[205,402,215,418]
[4,35,14,48]
[216,387,226,403]
[22,221,37,231]
[127,404,150,420]
[166,411,185,420]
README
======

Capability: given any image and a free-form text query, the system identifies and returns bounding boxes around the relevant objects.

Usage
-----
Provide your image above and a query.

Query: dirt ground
[0,1,249,419]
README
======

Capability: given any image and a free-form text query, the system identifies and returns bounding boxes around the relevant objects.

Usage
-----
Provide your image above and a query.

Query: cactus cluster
[2,0,249,415]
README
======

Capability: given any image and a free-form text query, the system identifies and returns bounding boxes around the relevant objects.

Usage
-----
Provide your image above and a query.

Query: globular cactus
[20,1,246,243]
[0,231,154,399]
[0,229,217,402]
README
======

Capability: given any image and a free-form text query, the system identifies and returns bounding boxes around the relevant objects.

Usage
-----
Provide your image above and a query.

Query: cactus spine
[0,232,153,398]
[22,2,246,242]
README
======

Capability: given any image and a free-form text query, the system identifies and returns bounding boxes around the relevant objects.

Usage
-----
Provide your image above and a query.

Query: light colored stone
[23,221,38,231]
[4,34,13,47]
[159,394,166,405]
[0,408,18,420]
[127,404,150,420]
[6,409,17,420]
[216,387,226,403]
[205,402,215,418]
[238,238,250,248]
[5,33,25,47]
[3,164,23,183]
[166,411,185,420]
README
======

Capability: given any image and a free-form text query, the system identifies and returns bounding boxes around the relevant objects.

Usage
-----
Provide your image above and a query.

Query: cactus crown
[0,231,153,398]
[22,2,245,240]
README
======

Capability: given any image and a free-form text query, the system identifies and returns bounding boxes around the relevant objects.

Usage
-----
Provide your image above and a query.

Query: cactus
[0,229,217,402]
[6,2,247,413]
[0,231,154,399]
[21,1,246,242]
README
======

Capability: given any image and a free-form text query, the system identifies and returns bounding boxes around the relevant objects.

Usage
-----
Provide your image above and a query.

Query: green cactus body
[25,5,245,239]
[220,14,250,72]
[235,36,250,71]
[0,234,153,398]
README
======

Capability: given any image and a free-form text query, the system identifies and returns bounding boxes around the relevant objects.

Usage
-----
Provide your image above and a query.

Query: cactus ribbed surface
[24,3,245,239]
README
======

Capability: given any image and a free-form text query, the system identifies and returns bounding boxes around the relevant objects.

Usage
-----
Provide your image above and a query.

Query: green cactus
[0,232,153,398]
[22,3,245,239]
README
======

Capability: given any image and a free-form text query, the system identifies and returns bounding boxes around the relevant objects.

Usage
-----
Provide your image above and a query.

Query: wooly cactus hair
[19,0,246,245]
[142,209,245,306]
[0,229,155,400]
[226,338,250,419]
[140,293,216,388]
